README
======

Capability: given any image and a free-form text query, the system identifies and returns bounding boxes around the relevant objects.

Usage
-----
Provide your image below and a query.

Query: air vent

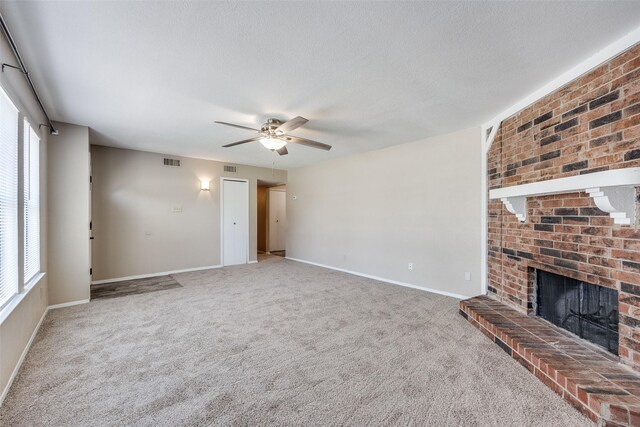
[163,158,181,167]
[224,165,237,173]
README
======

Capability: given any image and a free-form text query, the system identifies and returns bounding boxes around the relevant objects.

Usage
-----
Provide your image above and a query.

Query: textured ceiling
[2,1,640,169]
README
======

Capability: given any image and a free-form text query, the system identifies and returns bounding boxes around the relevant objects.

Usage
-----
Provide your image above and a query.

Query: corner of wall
[47,122,91,306]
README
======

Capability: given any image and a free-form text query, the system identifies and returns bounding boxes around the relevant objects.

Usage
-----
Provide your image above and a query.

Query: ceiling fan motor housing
[261,118,284,135]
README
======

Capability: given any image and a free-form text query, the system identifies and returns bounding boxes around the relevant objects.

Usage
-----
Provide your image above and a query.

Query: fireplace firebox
[536,270,618,355]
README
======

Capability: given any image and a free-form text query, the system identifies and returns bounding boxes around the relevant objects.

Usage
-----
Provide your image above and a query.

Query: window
[0,88,19,308]
[0,87,42,313]
[24,120,40,283]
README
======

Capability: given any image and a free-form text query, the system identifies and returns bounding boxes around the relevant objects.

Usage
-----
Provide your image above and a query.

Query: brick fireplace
[486,43,640,371]
[460,43,640,425]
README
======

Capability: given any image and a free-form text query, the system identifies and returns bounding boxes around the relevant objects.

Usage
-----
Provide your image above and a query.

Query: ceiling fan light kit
[215,116,332,156]
[260,137,286,150]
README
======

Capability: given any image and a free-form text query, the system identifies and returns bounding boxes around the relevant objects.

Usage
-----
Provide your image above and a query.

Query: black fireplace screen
[536,270,618,354]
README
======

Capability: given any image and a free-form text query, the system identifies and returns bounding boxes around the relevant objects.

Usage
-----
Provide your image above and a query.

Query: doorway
[221,178,249,266]
[268,188,286,256]
[257,185,267,254]
[257,182,286,260]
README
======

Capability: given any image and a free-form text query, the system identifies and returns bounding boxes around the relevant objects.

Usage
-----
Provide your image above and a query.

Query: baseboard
[0,306,48,406]
[248,260,258,264]
[91,265,223,285]
[285,257,470,300]
[48,299,90,310]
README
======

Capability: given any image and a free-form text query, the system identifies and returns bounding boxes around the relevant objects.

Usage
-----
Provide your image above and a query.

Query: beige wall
[0,22,49,402]
[287,127,482,298]
[47,122,91,305]
[90,146,287,281]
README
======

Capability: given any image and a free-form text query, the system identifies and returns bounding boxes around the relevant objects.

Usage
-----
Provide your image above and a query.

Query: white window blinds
[24,120,40,283]
[0,88,19,308]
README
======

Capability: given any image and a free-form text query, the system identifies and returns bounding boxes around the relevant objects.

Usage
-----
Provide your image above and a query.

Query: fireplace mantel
[489,167,640,225]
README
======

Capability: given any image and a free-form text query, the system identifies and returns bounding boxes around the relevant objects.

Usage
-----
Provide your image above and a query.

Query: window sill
[0,272,46,325]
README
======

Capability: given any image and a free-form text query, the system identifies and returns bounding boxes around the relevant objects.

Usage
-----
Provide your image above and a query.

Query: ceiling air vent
[224,165,237,173]
[163,158,181,167]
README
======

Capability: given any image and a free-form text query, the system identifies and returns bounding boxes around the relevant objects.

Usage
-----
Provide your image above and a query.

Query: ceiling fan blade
[276,146,288,156]
[282,135,331,151]
[214,121,260,132]
[276,116,308,134]
[222,136,262,148]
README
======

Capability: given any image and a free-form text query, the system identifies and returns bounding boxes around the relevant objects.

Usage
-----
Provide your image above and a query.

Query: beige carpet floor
[0,256,591,426]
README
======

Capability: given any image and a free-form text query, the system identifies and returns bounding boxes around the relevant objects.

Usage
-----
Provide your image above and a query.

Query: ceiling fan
[214,116,332,156]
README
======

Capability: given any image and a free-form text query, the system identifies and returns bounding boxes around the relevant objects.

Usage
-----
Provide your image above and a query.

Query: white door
[268,189,286,252]
[222,179,249,266]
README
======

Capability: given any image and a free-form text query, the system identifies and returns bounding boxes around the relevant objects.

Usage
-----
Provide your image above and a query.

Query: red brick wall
[487,43,640,371]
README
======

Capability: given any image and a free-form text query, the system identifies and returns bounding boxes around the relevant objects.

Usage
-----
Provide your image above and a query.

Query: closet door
[222,179,248,266]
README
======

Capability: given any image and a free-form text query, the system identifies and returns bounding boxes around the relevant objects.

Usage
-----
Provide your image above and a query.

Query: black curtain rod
[0,11,57,135]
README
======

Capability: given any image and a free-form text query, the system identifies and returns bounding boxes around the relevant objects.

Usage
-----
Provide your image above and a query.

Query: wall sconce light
[200,179,210,191]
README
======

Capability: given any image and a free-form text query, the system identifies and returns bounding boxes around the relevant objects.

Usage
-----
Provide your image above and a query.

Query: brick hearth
[460,296,640,426]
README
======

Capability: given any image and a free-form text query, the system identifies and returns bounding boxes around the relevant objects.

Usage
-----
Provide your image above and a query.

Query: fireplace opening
[536,270,618,355]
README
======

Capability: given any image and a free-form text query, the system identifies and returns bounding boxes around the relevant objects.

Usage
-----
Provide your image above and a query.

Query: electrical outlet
[465,272,471,281]
[408,262,413,271]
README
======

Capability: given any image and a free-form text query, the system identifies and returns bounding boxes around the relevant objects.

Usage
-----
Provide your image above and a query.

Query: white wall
[287,127,482,298]
[90,145,287,281]
[47,122,91,305]
[0,24,49,402]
